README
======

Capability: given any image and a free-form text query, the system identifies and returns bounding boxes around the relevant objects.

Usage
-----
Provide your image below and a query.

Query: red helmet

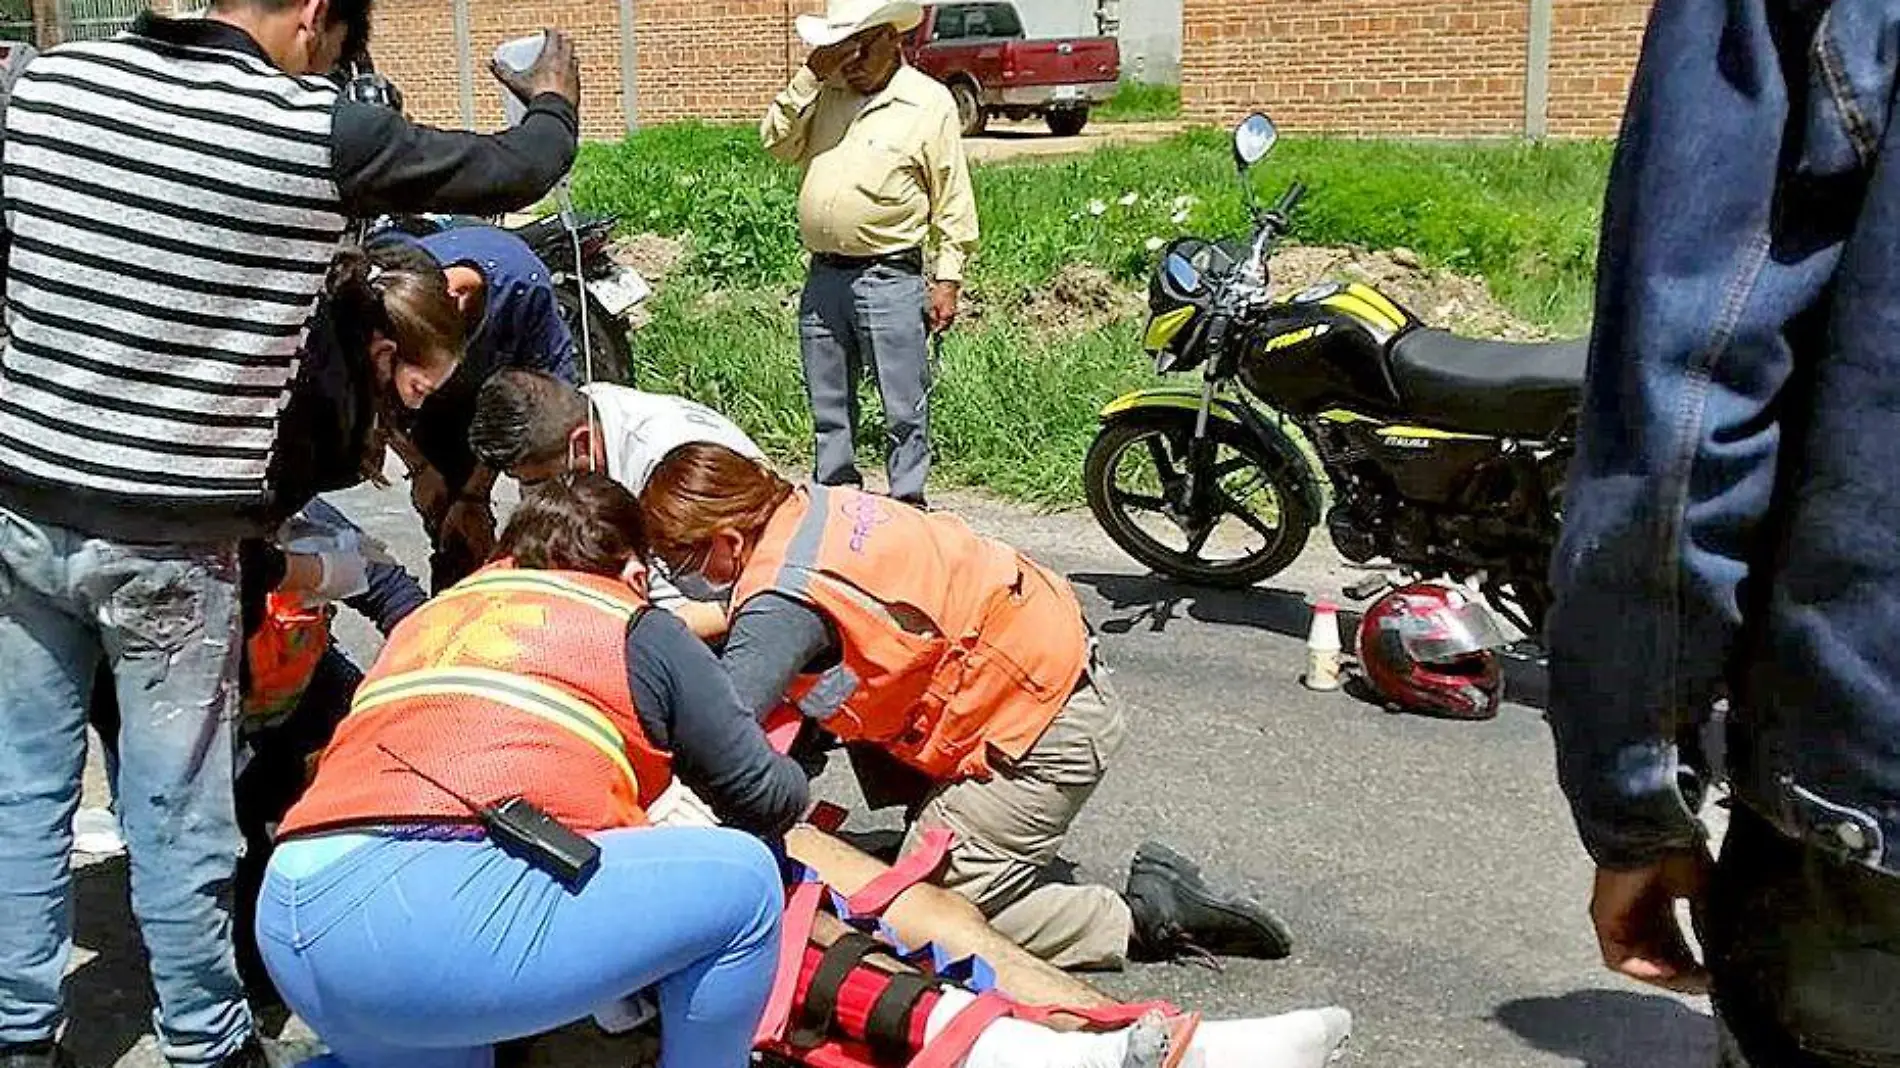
[1357,582,1506,720]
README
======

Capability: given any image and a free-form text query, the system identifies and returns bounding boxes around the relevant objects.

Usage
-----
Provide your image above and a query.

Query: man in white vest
[470,368,766,639]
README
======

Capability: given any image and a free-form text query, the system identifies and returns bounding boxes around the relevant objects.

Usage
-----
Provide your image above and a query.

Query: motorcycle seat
[1388,328,1588,439]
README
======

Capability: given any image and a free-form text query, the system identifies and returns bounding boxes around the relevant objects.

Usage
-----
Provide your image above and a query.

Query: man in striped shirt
[0,3,583,1067]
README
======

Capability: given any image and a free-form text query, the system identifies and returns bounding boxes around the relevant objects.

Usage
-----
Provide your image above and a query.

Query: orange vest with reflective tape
[278,563,673,838]
[243,592,330,723]
[732,486,1087,782]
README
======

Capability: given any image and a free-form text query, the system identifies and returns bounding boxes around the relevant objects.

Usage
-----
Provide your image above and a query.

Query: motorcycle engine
[1327,503,1382,564]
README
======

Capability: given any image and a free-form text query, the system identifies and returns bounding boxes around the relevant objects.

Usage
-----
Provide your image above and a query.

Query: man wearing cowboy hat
[762,0,978,509]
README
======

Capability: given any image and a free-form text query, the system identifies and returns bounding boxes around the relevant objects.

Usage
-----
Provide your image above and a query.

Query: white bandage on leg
[1184,1008,1353,1068]
[924,990,1134,1068]
[921,992,1352,1068]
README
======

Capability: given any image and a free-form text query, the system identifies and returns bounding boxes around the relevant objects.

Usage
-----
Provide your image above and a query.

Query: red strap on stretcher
[905,992,1016,1068]
[756,879,827,1047]
[842,826,954,918]
[758,707,1184,1066]
[1012,999,1188,1028]
[765,704,804,755]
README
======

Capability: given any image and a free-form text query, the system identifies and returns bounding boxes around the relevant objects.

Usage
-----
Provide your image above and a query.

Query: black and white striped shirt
[0,15,579,543]
[2,27,343,516]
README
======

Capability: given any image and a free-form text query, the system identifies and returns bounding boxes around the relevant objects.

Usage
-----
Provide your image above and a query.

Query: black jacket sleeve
[331,94,579,219]
[627,609,809,838]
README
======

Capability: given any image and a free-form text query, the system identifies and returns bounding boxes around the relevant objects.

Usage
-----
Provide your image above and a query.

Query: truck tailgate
[1002,37,1118,87]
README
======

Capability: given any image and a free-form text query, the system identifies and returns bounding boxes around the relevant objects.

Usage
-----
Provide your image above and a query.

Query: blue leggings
[255,827,783,1068]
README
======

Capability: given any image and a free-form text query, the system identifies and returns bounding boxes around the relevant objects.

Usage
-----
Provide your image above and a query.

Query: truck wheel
[951,81,988,137]
[1046,108,1089,137]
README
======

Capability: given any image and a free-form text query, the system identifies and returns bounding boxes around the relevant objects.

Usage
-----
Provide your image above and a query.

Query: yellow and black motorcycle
[1084,113,1586,634]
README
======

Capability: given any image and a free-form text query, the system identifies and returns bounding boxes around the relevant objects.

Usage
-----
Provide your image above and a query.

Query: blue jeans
[256,827,783,1068]
[1706,808,1900,1066]
[0,506,249,1064]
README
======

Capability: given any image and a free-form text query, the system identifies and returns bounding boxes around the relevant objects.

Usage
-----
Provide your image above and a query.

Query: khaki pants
[901,671,1133,970]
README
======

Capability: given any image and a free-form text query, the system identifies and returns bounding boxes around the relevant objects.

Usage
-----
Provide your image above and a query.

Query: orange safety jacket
[243,592,330,723]
[279,563,674,839]
[732,486,1087,782]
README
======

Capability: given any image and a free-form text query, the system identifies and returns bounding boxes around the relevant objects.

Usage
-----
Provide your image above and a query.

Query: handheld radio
[377,744,601,891]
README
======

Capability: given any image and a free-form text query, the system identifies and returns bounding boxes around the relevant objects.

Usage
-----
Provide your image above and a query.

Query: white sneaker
[1183,1007,1353,1068]
[72,807,125,857]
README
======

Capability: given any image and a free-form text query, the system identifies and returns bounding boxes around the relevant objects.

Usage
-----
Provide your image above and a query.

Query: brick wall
[1547,0,1650,137]
[372,0,628,141]
[634,0,820,125]
[373,0,1651,140]
[1181,0,1649,138]
[369,0,462,130]
[373,0,823,137]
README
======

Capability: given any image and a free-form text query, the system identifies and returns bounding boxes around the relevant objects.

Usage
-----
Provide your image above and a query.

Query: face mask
[670,569,732,603]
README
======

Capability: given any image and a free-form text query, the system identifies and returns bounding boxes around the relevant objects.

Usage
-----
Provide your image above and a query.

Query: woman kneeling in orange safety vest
[639,444,1295,972]
[257,475,810,1068]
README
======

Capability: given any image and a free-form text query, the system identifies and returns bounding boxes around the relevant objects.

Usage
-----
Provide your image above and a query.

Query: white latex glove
[308,550,370,604]
[648,780,720,828]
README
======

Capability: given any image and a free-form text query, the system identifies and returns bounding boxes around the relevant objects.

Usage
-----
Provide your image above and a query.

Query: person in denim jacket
[1549,0,1900,1062]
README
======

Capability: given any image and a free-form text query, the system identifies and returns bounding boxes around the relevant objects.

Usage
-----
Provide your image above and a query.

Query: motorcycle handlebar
[1272,182,1307,222]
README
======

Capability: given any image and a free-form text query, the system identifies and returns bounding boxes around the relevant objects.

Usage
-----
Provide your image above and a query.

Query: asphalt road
[70,474,1718,1068]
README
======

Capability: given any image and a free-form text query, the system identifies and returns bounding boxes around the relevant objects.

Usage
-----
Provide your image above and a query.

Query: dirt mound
[1017,263,1146,336]
[609,233,688,283]
[1267,246,1547,341]
[1006,248,1543,342]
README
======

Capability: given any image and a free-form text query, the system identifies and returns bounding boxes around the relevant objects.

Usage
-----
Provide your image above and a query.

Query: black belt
[812,248,923,272]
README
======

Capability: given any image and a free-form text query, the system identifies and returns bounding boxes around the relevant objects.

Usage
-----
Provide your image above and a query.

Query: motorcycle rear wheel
[557,283,633,386]
[1085,415,1314,588]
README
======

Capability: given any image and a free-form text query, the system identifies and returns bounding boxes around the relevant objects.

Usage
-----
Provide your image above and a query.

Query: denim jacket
[1550,0,1900,873]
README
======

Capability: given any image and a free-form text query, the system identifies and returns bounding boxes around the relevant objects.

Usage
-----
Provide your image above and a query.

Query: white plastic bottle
[492,31,547,128]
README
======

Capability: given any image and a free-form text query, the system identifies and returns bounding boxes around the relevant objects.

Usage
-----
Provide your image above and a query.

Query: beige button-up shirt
[761,64,979,282]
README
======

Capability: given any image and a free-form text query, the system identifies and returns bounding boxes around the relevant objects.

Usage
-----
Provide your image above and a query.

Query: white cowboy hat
[796,0,924,49]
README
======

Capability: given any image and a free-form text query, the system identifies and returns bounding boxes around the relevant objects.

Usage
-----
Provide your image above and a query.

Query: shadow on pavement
[1072,569,1553,712]
[66,857,154,1068]
[1071,570,1321,643]
[1496,989,1717,1068]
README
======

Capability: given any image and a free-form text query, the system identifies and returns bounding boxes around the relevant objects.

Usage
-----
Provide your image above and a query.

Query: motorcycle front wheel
[1084,414,1315,588]
[557,283,633,386]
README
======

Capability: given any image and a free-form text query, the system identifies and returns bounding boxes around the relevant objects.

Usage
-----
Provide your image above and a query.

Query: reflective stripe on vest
[442,570,643,621]
[771,486,909,721]
[351,665,643,796]
[774,484,838,596]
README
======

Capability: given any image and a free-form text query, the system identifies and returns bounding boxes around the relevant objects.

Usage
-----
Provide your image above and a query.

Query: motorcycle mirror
[1233,113,1278,171]
[492,32,548,129]
[1164,251,1203,295]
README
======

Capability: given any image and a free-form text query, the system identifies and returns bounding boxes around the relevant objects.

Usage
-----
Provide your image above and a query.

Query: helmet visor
[1394,595,1508,664]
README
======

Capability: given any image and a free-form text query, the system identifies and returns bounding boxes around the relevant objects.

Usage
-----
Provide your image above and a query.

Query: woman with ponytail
[85,241,466,1002]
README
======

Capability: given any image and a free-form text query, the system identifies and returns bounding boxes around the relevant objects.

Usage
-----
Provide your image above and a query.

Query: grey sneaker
[215,1035,327,1068]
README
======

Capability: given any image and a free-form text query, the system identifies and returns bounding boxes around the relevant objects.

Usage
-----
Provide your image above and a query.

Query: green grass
[630,279,1144,506]
[573,123,1611,504]
[1094,80,1182,123]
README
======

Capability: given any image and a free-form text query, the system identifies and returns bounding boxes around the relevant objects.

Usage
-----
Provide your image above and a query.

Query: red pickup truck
[904,2,1121,138]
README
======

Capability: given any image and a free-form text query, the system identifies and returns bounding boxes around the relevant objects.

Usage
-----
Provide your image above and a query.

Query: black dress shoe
[1125,841,1294,963]
[0,1042,73,1068]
